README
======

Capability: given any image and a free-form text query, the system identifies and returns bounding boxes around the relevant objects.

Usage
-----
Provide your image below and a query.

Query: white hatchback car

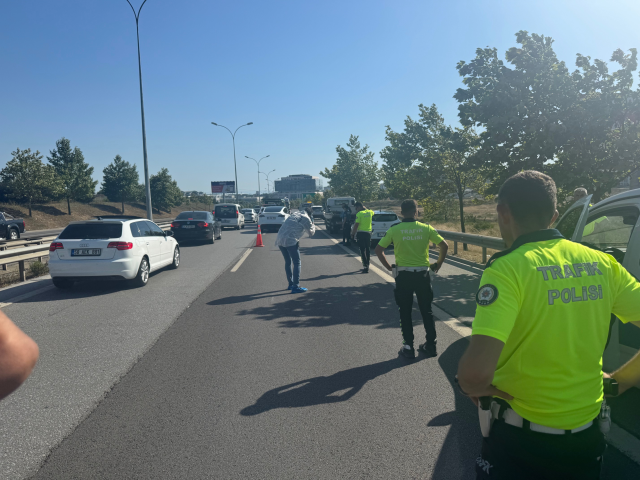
[49,217,180,289]
[241,208,258,223]
[371,210,401,246]
[258,206,290,232]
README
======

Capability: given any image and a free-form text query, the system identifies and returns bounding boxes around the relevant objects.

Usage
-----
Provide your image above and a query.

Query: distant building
[274,174,323,200]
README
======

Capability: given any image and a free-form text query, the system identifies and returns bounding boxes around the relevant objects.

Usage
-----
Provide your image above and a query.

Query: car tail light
[278,214,285,217]
[171,222,180,228]
[49,242,63,252]
[197,222,209,227]
[23,220,26,229]
[107,242,133,250]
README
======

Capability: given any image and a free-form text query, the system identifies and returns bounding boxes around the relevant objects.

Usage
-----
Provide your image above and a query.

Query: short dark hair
[497,171,557,228]
[400,199,418,213]
[355,201,364,209]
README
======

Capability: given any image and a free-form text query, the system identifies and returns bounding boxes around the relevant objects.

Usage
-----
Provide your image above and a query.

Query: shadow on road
[208,290,291,306]
[241,356,424,416]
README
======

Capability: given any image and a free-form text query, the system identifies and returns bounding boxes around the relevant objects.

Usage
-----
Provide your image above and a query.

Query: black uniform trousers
[393,270,436,346]
[342,221,351,245]
[476,419,605,480]
[356,231,371,267]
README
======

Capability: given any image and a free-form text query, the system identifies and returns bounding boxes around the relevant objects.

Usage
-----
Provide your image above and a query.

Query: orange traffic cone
[255,225,264,247]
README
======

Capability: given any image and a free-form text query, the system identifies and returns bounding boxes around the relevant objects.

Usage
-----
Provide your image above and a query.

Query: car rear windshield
[59,223,123,239]
[312,207,323,211]
[372,214,397,222]
[176,212,208,220]
[264,206,283,212]
[215,206,238,218]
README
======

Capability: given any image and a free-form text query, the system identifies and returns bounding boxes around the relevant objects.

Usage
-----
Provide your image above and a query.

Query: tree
[101,155,140,214]
[380,104,484,243]
[455,31,640,203]
[150,168,182,214]
[0,149,60,216]
[47,138,98,214]
[321,135,380,201]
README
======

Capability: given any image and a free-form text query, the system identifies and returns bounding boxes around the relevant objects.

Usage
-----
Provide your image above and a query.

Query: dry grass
[0,258,50,288]
[0,199,216,231]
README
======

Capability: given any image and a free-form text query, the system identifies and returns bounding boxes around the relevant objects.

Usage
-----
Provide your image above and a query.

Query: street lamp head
[266,155,270,158]
[247,122,254,125]
[211,122,218,126]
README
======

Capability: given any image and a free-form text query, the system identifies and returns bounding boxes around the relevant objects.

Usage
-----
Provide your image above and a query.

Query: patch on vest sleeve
[476,284,499,306]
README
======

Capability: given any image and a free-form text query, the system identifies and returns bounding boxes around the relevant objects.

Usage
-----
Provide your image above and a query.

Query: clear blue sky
[1,0,639,194]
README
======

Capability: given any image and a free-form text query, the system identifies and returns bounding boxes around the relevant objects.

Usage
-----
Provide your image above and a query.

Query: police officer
[375,199,449,359]
[456,171,640,479]
[341,204,352,246]
[351,202,374,273]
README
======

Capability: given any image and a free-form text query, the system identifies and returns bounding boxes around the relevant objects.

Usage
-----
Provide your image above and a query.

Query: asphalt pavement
[21,223,640,479]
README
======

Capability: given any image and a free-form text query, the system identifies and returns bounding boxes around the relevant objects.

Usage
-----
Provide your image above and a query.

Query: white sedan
[371,210,401,246]
[258,206,290,233]
[49,217,180,289]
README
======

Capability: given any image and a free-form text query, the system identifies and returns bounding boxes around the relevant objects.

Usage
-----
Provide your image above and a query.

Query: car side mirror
[165,231,173,237]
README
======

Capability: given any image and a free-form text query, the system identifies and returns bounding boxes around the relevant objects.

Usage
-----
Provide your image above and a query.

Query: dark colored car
[170,211,215,244]
[0,212,25,241]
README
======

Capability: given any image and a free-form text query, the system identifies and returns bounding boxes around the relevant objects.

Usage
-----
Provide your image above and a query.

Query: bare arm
[431,241,449,273]
[375,243,392,271]
[351,222,360,238]
[457,334,512,405]
[0,311,39,400]
[611,321,640,394]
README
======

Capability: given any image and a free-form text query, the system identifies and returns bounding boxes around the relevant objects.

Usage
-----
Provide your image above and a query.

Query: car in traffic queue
[214,204,245,230]
[370,210,401,247]
[258,206,290,233]
[311,205,325,221]
[170,211,215,244]
[0,212,26,241]
[241,208,258,223]
[555,188,640,371]
[49,216,180,289]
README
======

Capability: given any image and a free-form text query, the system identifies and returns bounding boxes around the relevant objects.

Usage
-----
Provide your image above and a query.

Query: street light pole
[245,155,269,202]
[211,122,253,204]
[126,0,153,221]
[260,169,276,194]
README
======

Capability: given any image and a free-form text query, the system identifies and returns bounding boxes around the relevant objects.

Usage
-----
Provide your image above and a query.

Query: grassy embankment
[0,199,216,287]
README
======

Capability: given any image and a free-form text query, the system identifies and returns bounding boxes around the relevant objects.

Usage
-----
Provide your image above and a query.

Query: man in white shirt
[275,207,316,293]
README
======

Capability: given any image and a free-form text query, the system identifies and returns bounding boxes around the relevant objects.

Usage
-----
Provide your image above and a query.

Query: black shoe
[399,345,415,359]
[363,267,369,273]
[419,343,437,358]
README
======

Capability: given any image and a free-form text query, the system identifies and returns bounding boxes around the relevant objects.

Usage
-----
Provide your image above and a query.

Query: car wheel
[210,235,215,244]
[9,229,18,240]
[241,223,245,229]
[171,247,180,269]
[52,278,74,289]
[235,226,240,230]
[131,257,150,287]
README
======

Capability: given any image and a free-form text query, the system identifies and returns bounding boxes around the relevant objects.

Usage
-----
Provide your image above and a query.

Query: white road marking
[0,285,55,309]
[231,248,253,273]
[320,225,640,464]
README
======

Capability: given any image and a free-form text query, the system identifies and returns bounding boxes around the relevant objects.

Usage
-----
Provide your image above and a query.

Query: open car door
[554,195,593,241]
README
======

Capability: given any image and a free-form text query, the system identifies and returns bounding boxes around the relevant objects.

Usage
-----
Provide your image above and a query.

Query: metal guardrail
[436,230,506,263]
[0,222,172,283]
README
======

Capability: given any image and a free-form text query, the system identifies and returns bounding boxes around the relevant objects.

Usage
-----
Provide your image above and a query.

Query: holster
[478,397,501,437]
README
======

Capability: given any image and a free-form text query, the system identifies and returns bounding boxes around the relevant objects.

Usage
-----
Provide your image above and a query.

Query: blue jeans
[279,244,301,288]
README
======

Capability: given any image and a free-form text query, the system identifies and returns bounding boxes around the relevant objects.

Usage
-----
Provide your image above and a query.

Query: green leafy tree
[455,31,640,203]
[150,168,182,214]
[101,155,140,214]
[380,104,484,243]
[321,135,380,202]
[47,138,98,214]
[0,148,60,216]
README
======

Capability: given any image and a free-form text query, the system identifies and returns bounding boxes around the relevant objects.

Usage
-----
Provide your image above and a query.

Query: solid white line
[321,225,640,463]
[230,248,253,273]
[0,285,55,309]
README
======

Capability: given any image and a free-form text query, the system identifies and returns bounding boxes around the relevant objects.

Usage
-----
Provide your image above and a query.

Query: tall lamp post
[245,155,269,202]
[125,0,153,220]
[211,122,253,204]
[260,169,276,194]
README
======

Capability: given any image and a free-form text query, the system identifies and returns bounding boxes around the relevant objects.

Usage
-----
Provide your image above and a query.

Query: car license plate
[222,219,230,223]
[71,249,101,256]
[267,217,276,220]
[182,225,195,228]
[377,232,385,237]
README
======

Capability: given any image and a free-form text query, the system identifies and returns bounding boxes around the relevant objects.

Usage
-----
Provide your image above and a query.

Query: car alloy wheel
[10,229,18,240]
[172,247,180,268]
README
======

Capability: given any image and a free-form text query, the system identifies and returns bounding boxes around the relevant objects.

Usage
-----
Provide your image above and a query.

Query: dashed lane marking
[0,285,55,309]
[231,248,253,273]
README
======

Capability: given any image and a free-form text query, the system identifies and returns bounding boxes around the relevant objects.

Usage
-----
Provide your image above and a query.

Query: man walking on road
[456,171,640,479]
[341,204,352,246]
[375,199,448,359]
[275,207,316,294]
[351,202,374,273]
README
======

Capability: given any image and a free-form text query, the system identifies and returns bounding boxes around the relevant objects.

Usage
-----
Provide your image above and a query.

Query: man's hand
[430,261,443,274]
[468,385,513,407]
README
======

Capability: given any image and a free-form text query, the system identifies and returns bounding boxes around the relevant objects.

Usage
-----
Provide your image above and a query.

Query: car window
[176,212,208,220]
[581,207,639,256]
[372,214,397,222]
[556,208,584,239]
[264,206,283,213]
[146,221,165,237]
[59,223,123,239]
[215,205,238,218]
[130,222,142,237]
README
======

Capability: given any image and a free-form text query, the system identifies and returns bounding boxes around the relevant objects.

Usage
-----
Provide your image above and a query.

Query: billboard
[211,181,235,194]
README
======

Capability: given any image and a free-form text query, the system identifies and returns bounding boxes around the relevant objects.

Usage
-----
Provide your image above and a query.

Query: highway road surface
[0,223,639,478]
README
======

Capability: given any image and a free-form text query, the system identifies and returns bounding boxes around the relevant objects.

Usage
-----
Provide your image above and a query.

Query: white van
[556,190,640,370]
[214,204,245,230]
